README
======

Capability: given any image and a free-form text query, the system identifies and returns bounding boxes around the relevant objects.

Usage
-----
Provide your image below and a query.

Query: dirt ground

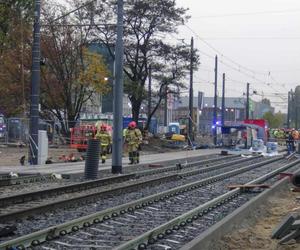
[218,187,300,250]
[0,145,80,166]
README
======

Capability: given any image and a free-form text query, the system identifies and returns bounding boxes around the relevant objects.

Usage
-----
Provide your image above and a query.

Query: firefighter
[286,131,295,155]
[95,124,112,163]
[125,121,142,164]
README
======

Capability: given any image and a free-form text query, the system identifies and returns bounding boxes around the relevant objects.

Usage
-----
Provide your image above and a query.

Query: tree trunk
[131,99,141,123]
[145,96,163,131]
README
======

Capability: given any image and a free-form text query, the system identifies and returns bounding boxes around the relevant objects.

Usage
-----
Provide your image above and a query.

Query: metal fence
[0,118,65,145]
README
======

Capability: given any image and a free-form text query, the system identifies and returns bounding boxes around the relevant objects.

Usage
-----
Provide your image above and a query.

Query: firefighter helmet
[100,124,107,131]
[128,121,137,129]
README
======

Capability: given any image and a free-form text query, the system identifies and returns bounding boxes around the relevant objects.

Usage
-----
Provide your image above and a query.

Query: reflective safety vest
[125,128,142,145]
[96,131,112,146]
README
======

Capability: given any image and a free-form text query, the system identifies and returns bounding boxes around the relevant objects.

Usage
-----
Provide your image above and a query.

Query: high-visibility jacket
[95,131,112,146]
[125,128,142,146]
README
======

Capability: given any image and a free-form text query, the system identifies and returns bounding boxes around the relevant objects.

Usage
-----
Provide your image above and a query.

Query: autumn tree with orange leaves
[40,3,110,135]
[0,1,110,136]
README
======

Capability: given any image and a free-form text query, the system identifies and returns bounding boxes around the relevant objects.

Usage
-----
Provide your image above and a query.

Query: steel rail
[0,155,238,207]
[0,174,179,223]
[0,156,282,249]
[135,154,239,177]
[177,155,261,177]
[0,174,55,187]
[0,155,251,222]
[115,158,300,250]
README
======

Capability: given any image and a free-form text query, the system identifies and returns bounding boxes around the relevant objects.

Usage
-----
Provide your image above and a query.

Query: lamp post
[188,37,194,144]
[213,55,218,145]
[246,83,250,120]
[221,73,225,126]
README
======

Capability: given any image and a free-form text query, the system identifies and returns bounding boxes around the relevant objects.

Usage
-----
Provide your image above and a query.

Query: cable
[165,24,289,111]
[192,9,300,18]
[169,30,283,93]
[184,24,269,75]
[195,37,300,40]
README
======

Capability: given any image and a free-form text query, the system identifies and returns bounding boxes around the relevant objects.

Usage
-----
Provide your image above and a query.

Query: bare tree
[84,0,193,122]
[145,42,199,130]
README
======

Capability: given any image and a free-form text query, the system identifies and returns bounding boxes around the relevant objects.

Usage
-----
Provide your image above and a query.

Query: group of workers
[95,121,142,164]
[268,128,300,154]
[269,128,300,140]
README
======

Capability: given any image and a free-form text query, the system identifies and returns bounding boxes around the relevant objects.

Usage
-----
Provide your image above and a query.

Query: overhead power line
[199,37,300,40]
[184,24,269,76]
[193,9,300,18]
[182,24,292,96]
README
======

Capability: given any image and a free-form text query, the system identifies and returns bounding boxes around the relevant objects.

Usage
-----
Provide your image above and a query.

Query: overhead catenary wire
[192,9,300,18]
[165,17,294,111]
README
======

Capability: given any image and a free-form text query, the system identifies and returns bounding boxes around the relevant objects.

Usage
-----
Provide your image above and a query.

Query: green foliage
[40,3,112,134]
[263,111,285,128]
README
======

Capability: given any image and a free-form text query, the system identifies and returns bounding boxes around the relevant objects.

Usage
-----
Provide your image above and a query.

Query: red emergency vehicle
[70,123,112,152]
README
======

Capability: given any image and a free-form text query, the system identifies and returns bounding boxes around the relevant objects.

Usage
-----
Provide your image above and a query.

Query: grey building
[198,97,247,134]
[253,101,275,119]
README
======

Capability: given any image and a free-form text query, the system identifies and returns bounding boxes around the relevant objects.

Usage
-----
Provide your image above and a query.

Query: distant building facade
[198,96,247,134]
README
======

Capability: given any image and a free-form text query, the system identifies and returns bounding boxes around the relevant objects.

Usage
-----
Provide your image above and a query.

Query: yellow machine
[171,134,185,142]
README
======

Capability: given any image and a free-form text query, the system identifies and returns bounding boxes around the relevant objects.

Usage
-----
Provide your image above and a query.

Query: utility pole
[164,88,168,127]
[296,89,299,129]
[221,73,225,126]
[246,83,250,120]
[287,90,290,128]
[148,65,152,121]
[29,0,41,165]
[112,0,124,174]
[213,55,218,145]
[20,9,26,117]
[188,37,194,144]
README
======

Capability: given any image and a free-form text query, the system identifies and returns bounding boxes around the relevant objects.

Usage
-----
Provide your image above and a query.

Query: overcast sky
[56,0,300,112]
[175,0,300,112]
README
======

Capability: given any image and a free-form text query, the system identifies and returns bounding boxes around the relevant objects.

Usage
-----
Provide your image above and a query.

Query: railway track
[0,174,58,187]
[0,154,238,197]
[0,155,294,249]
[0,155,242,219]
[0,153,223,190]
[0,154,255,236]
[117,158,300,250]
[0,154,235,198]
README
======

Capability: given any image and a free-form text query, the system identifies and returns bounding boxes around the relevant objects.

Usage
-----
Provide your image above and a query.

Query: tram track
[0,154,237,198]
[0,155,243,222]
[0,156,290,249]
[116,158,300,250]
[0,154,226,192]
[0,154,257,239]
